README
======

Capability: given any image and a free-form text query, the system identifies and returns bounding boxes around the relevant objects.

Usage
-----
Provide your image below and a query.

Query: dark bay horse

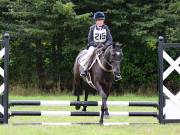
[73,42,123,124]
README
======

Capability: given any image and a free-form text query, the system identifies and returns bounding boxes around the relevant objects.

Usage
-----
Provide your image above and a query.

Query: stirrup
[80,70,87,77]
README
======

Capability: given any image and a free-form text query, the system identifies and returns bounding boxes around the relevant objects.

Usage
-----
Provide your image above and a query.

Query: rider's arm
[105,25,113,46]
[88,25,95,47]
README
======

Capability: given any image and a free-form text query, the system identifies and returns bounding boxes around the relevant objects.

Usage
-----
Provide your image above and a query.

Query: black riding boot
[80,55,94,77]
[114,74,122,81]
[80,67,87,77]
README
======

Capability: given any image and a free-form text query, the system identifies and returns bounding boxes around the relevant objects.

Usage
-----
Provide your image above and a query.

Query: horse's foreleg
[82,89,89,111]
[96,83,107,124]
[100,95,108,124]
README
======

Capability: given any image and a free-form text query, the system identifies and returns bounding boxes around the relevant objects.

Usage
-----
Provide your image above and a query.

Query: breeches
[80,46,95,68]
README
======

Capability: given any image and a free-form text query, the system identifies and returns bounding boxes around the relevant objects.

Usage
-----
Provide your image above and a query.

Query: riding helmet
[93,11,105,20]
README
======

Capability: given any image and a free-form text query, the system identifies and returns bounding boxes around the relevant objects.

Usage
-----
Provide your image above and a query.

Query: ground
[0,94,180,135]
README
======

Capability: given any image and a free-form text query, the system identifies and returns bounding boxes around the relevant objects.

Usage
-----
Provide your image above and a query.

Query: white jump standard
[158,36,180,123]
[0,33,9,124]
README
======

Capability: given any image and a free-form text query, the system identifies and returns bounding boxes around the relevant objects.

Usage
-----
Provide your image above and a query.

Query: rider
[80,11,121,81]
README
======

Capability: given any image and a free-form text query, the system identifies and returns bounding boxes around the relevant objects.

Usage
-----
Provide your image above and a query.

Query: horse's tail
[72,53,84,110]
[72,51,83,96]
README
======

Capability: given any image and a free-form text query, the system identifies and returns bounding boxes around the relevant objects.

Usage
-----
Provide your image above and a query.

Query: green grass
[1,94,180,135]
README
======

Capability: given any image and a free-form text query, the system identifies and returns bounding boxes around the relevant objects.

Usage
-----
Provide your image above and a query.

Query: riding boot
[80,66,87,77]
[80,63,89,77]
[84,54,94,73]
[80,56,94,77]
[114,74,122,81]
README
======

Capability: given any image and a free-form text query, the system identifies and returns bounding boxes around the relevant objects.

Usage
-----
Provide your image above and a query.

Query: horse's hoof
[82,108,87,112]
[99,121,104,126]
[75,106,81,110]
[104,114,110,119]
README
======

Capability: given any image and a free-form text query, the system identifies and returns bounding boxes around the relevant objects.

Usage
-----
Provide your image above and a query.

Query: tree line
[0,0,179,94]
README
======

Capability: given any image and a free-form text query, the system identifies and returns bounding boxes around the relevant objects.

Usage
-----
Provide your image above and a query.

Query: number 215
[95,32,106,40]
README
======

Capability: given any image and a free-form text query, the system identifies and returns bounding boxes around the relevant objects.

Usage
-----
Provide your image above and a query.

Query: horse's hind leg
[82,89,89,111]
[73,78,82,110]
[76,95,80,110]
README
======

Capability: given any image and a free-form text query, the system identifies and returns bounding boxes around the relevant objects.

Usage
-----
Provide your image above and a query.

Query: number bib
[93,27,107,43]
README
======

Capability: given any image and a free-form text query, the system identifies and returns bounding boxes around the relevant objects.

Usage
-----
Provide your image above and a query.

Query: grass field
[0,94,180,135]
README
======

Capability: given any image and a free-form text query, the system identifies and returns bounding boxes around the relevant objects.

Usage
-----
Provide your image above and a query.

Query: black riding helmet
[93,11,105,20]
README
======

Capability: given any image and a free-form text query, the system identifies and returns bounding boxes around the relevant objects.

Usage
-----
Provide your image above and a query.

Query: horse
[72,42,123,124]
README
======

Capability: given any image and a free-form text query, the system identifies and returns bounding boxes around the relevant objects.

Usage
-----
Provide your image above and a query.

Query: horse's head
[103,42,124,75]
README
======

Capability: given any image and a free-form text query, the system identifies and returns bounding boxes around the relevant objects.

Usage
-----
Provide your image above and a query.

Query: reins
[96,53,114,73]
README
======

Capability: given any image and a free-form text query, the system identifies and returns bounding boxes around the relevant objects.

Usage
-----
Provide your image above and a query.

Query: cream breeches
[80,46,95,69]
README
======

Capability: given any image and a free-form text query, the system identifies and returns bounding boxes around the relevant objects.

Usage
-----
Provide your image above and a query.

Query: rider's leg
[114,74,122,81]
[80,46,95,77]
[114,70,122,81]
